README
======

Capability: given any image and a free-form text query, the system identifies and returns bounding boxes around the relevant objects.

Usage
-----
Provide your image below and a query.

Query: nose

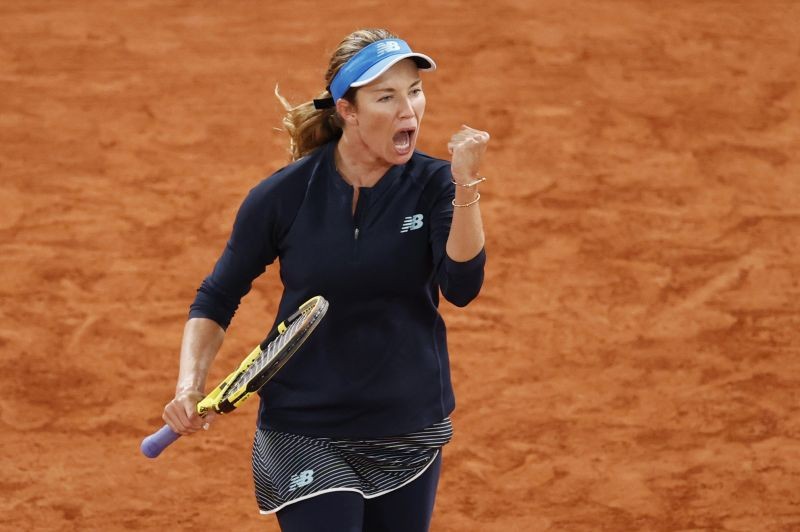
[398,96,414,119]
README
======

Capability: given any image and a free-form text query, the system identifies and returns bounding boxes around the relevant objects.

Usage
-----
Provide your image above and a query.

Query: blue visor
[327,39,436,103]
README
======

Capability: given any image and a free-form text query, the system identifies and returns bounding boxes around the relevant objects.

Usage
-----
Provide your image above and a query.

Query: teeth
[393,130,411,150]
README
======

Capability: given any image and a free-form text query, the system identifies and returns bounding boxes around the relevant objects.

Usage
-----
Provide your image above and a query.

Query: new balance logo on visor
[376,40,402,56]
[288,469,314,491]
[400,214,424,233]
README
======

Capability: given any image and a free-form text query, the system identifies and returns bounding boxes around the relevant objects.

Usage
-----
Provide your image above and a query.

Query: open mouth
[392,127,416,155]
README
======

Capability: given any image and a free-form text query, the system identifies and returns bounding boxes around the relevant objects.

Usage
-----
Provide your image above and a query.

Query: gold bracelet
[451,176,487,188]
[452,192,481,208]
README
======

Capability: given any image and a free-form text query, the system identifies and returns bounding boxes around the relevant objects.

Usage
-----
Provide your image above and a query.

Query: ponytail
[275,86,343,161]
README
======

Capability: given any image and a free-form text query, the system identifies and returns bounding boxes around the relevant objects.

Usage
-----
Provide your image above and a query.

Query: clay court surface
[2,1,800,530]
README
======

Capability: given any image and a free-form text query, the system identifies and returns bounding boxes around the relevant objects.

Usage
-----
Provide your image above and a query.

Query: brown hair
[275,28,398,161]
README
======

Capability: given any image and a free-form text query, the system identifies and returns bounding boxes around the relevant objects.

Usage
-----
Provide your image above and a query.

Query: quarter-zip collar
[325,141,407,204]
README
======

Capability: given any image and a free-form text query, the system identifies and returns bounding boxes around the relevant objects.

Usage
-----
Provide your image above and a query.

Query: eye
[378,95,393,102]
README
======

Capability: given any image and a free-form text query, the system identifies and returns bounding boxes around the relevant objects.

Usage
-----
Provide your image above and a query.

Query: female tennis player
[161,28,489,531]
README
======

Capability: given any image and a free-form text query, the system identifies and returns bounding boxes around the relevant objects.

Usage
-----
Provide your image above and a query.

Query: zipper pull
[354,228,360,240]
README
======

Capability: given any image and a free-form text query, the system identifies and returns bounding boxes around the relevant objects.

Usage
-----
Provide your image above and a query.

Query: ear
[336,98,358,127]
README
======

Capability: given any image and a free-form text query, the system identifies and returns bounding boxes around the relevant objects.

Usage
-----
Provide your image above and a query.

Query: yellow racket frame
[195,295,325,416]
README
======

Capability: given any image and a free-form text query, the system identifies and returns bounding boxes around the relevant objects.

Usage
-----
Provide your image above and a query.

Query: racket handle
[141,424,181,458]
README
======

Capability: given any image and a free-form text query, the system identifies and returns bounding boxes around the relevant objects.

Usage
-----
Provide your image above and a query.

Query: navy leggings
[276,452,442,532]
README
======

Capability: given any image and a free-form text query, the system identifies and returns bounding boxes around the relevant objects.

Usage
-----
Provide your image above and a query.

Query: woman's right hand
[162,388,213,435]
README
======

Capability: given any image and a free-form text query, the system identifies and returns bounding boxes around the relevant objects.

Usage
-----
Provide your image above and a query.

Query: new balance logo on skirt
[288,469,314,491]
[401,214,424,233]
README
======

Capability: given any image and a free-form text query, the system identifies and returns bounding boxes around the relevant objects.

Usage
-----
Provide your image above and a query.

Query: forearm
[445,184,485,262]
[445,125,489,262]
[175,317,226,393]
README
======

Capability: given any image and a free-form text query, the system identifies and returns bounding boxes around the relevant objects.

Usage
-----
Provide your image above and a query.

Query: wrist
[454,186,479,200]
[452,171,477,181]
[175,383,203,395]
[451,174,486,189]
[452,191,481,208]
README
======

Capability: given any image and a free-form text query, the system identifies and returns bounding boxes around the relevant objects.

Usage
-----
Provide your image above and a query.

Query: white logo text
[401,214,424,233]
[376,41,402,56]
[288,469,314,491]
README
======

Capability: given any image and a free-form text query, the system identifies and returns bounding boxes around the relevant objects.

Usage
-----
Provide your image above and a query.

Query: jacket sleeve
[427,165,486,307]
[188,180,280,330]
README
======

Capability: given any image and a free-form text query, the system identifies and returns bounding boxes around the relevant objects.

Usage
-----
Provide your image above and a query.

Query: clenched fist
[162,388,216,435]
[447,125,490,185]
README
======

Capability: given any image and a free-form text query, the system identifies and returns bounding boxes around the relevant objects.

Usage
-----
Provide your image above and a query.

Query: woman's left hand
[448,125,491,184]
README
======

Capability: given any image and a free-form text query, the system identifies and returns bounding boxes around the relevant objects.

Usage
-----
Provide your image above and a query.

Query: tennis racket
[141,295,329,458]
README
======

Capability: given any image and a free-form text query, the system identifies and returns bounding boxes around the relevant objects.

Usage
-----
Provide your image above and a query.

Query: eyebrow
[368,79,422,93]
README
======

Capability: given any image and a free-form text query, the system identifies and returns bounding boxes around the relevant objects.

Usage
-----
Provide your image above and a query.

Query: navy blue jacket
[189,140,485,438]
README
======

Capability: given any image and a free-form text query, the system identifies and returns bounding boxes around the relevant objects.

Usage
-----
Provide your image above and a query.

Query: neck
[335,129,392,188]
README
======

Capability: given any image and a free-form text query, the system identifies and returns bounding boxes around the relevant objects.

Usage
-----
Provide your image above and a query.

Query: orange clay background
[2,1,800,531]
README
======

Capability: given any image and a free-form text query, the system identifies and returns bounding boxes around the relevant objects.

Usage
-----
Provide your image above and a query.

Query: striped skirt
[252,418,453,514]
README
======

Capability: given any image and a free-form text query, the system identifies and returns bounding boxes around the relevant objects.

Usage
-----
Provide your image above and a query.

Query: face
[338,58,426,166]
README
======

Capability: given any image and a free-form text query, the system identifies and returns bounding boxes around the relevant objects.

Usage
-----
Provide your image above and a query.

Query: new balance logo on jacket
[400,214,424,233]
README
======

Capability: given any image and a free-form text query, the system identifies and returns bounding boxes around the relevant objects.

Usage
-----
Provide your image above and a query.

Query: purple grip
[141,424,182,458]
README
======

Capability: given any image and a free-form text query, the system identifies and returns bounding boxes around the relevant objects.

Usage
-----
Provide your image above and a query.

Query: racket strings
[223,306,321,399]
